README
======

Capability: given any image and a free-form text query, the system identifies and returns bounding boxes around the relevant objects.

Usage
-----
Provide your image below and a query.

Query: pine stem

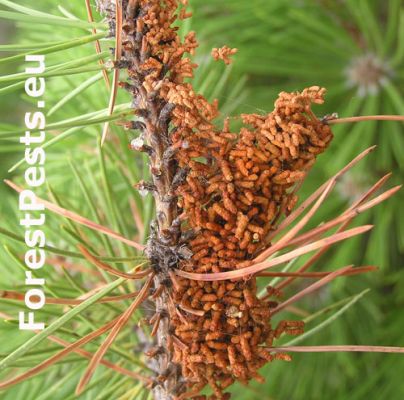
[94,1,185,397]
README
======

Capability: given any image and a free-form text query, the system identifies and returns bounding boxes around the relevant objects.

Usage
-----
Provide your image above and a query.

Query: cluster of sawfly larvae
[171,88,333,397]
[99,0,333,398]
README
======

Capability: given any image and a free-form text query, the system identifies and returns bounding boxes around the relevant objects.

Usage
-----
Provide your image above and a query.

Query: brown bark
[96,1,185,398]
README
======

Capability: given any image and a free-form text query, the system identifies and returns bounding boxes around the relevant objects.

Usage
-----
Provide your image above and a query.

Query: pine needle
[78,244,151,279]
[276,174,398,290]
[271,265,354,314]
[255,180,335,262]
[328,115,404,124]
[101,0,123,145]
[1,290,141,305]
[287,185,401,249]
[262,146,377,246]
[84,0,111,89]
[4,180,145,251]
[76,273,155,394]
[269,345,404,354]
[175,226,373,281]
[0,313,151,390]
[257,265,376,279]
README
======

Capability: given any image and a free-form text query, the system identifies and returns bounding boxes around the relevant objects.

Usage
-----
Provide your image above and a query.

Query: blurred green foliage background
[0,1,403,399]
